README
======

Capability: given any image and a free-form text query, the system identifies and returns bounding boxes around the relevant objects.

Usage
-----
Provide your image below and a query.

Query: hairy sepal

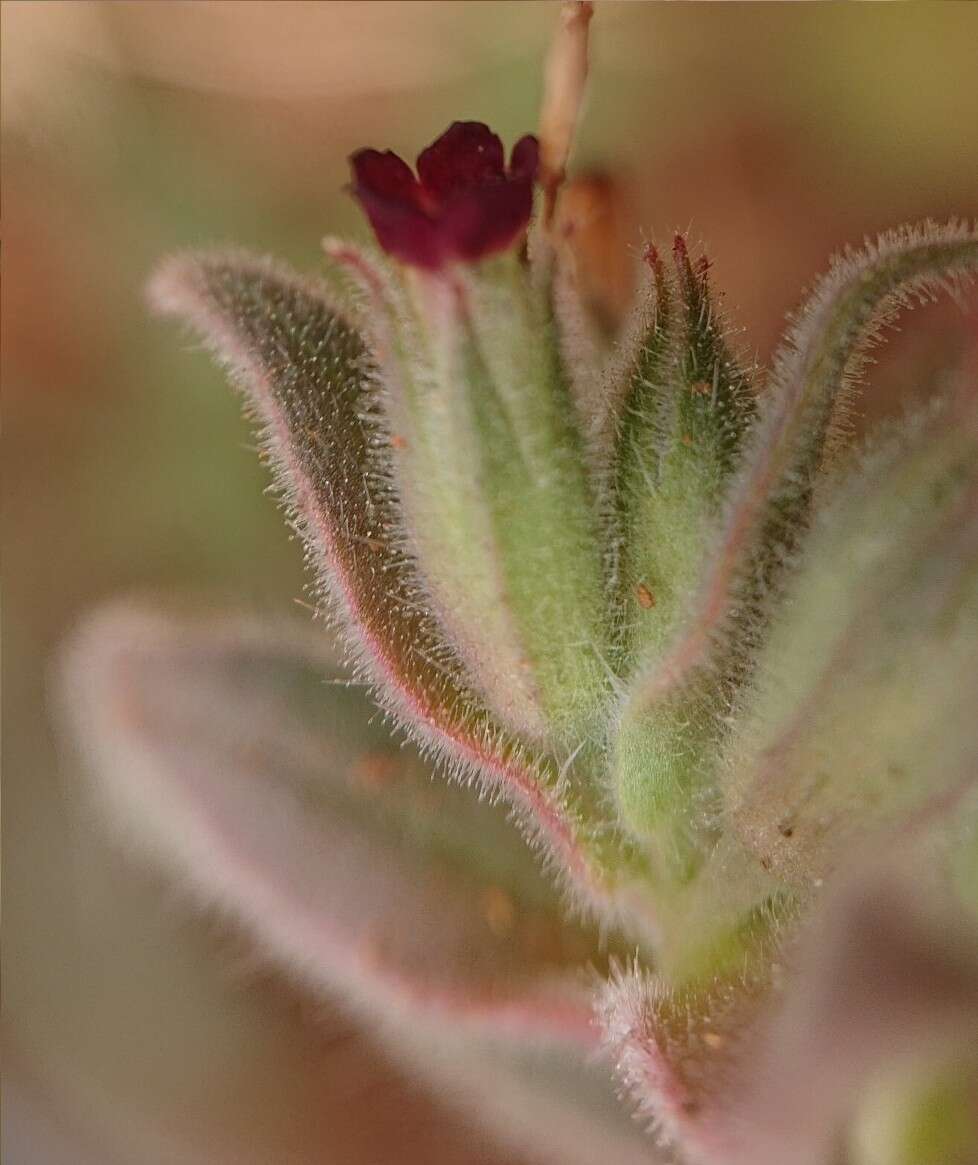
[60,605,621,1048]
[610,222,978,896]
[613,239,754,670]
[631,221,978,721]
[608,242,754,886]
[149,249,613,900]
[326,243,609,750]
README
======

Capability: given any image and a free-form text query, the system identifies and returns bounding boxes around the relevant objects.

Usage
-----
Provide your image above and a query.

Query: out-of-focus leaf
[62,603,659,1165]
[602,860,978,1165]
[725,387,978,885]
[61,604,615,1045]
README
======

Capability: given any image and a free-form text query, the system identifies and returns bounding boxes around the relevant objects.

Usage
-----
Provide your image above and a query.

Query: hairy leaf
[613,238,754,671]
[149,250,614,896]
[726,387,978,884]
[601,959,771,1165]
[61,605,625,1042]
[62,604,668,1164]
[609,222,978,900]
[603,862,978,1165]
[631,221,978,716]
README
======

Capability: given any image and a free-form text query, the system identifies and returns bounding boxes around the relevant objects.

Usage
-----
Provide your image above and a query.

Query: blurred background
[4,3,978,1161]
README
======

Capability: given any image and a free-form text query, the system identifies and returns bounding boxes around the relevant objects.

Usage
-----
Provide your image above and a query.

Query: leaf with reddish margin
[633,220,978,713]
[601,958,771,1165]
[60,604,661,1165]
[61,604,614,1043]
[147,251,605,894]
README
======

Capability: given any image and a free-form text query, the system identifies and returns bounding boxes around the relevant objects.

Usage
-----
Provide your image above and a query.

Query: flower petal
[351,187,443,269]
[349,149,444,268]
[416,120,505,201]
[349,147,422,206]
[441,175,535,262]
[509,134,540,181]
[350,125,538,268]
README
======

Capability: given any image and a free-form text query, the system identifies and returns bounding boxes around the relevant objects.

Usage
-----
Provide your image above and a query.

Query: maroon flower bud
[350,122,539,270]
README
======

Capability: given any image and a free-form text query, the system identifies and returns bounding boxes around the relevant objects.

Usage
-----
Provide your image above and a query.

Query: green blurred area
[4,3,978,1161]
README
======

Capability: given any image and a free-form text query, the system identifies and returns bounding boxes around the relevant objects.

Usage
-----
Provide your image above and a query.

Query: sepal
[325,243,610,751]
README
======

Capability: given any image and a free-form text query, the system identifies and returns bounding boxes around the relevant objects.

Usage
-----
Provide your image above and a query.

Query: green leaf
[606,241,754,891]
[610,221,978,899]
[631,221,978,717]
[612,238,754,672]
[149,249,614,897]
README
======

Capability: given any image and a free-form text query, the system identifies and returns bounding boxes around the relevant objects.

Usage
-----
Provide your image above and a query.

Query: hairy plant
[62,7,978,1164]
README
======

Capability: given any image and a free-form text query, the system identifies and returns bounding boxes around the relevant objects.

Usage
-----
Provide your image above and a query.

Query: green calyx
[355,251,611,753]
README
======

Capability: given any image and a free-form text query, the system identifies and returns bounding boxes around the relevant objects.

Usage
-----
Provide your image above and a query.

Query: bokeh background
[5,3,978,1161]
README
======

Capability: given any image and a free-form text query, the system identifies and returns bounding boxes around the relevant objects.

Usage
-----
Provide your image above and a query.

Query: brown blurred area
[4,3,978,1161]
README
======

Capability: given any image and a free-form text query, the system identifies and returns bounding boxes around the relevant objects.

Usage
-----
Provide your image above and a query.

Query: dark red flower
[349,122,539,270]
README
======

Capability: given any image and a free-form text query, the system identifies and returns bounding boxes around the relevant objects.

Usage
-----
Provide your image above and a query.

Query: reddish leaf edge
[147,251,606,904]
[59,600,602,1051]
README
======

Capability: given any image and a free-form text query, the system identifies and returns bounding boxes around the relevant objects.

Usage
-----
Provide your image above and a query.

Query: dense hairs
[71,215,978,1165]
[148,251,619,905]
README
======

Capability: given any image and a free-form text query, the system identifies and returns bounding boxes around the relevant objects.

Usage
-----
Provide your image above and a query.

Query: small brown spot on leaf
[681,434,693,447]
[636,583,656,610]
[482,887,517,937]
[351,751,400,791]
